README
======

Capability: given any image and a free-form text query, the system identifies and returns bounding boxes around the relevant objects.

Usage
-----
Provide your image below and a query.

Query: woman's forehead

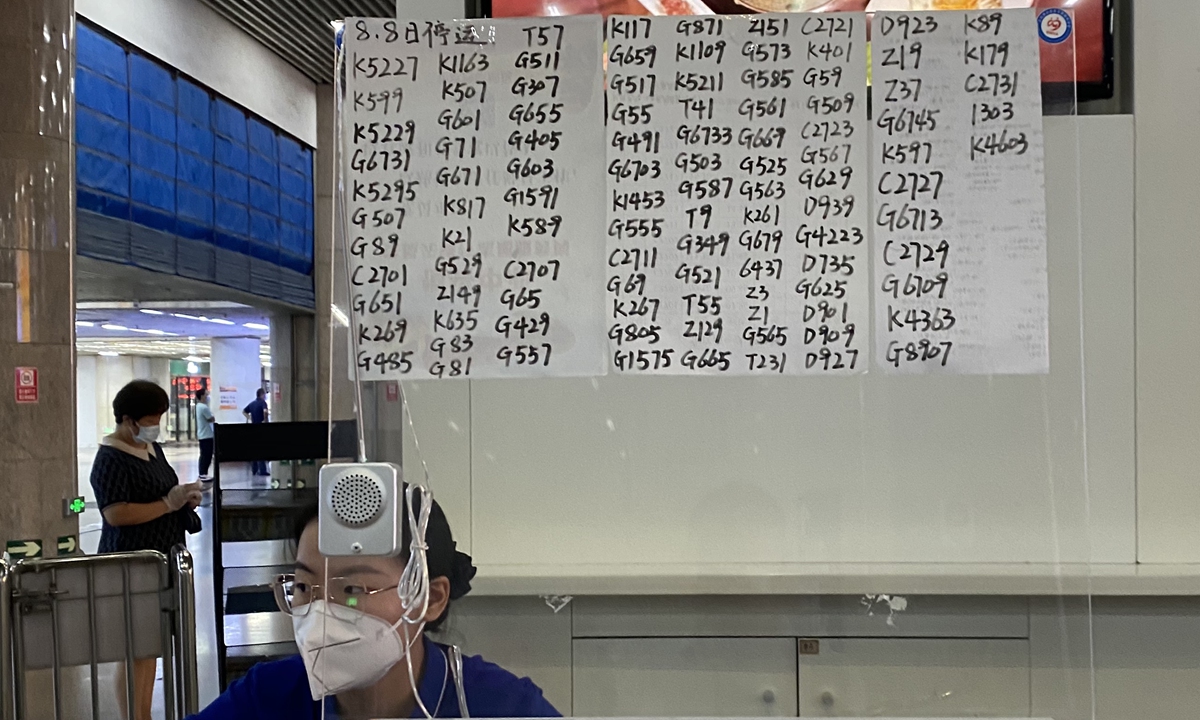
[295,527,401,576]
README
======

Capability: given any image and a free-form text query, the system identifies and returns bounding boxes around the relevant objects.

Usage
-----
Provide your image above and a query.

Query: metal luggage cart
[0,547,199,720]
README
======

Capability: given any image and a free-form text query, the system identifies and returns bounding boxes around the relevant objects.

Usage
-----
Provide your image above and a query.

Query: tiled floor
[76,444,253,716]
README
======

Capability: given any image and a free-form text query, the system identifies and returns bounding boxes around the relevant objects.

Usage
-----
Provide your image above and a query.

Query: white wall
[78,355,174,448]
[130,356,171,393]
[404,118,1134,569]
[76,0,318,146]
[77,355,181,502]
[1134,0,1200,563]
[76,355,98,451]
[94,356,135,437]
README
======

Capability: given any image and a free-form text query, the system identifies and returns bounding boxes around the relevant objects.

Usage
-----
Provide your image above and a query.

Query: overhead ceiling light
[139,309,164,315]
[206,318,236,326]
[173,313,201,321]
[244,322,270,331]
[98,351,120,357]
[75,320,95,327]
[184,355,208,363]
[101,324,128,331]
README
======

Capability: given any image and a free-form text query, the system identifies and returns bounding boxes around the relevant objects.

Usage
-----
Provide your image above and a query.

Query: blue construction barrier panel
[75,21,314,308]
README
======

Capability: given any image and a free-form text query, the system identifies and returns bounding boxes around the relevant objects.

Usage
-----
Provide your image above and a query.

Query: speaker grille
[329,473,384,526]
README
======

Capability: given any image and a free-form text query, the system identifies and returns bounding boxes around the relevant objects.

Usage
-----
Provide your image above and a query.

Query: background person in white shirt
[196,388,216,482]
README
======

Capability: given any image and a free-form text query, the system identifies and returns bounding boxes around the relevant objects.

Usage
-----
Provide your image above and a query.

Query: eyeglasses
[272,573,399,616]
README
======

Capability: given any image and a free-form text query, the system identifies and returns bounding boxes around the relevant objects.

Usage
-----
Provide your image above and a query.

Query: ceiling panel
[197,0,399,83]
[76,338,272,362]
[76,307,271,340]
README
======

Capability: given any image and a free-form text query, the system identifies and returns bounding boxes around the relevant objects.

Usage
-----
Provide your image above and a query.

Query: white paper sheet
[870,8,1049,374]
[342,16,607,380]
[604,14,871,376]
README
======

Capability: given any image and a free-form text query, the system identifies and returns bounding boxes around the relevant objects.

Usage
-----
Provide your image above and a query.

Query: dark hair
[195,388,208,402]
[257,388,266,398]
[292,488,475,632]
[113,380,170,425]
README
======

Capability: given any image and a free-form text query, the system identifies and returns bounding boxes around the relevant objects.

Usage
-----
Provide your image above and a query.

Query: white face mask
[135,424,160,445]
[292,600,416,698]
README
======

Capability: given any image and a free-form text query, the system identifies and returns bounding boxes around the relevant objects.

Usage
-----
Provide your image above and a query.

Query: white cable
[393,482,434,718]
[395,382,440,716]
[401,621,433,719]
[394,483,432,629]
[320,557,330,720]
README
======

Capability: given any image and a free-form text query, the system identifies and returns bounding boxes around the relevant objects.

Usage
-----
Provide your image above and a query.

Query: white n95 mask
[292,600,412,697]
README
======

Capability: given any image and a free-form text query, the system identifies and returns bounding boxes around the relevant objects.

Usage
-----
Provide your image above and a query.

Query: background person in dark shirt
[243,387,270,476]
[90,380,203,720]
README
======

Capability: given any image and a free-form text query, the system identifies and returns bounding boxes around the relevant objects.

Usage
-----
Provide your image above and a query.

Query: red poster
[14,367,38,404]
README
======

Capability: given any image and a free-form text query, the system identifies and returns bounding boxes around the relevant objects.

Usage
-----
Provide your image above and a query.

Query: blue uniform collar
[318,635,455,719]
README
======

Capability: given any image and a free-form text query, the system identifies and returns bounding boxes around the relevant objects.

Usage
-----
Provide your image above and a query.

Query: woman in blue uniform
[189,496,559,719]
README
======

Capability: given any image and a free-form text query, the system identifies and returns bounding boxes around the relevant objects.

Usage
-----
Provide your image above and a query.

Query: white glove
[164,483,202,512]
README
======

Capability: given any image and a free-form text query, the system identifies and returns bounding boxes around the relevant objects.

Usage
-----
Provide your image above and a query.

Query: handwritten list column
[605,14,869,376]
[871,9,1048,374]
[793,14,869,374]
[343,17,606,380]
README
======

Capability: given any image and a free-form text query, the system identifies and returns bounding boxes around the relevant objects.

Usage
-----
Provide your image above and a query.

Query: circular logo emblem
[1038,8,1072,45]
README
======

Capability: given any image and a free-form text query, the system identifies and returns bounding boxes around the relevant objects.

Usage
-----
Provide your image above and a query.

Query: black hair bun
[448,547,477,600]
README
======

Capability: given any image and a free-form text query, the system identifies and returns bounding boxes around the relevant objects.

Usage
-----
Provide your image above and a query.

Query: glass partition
[322,5,1103,719]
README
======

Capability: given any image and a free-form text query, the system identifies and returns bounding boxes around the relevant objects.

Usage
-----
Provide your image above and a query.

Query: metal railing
[0,546,199,720]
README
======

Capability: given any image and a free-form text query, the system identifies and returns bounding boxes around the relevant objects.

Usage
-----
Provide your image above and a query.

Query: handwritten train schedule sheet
[343,17,607,380]
[342,9,1050,380]
[871,10,1049,374]
[604,14,871,376]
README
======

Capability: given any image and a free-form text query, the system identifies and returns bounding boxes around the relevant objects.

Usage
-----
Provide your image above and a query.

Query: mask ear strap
[389,610,425,635]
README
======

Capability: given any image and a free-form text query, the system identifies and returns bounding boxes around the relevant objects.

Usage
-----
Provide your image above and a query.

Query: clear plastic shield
[319,5,1112,720]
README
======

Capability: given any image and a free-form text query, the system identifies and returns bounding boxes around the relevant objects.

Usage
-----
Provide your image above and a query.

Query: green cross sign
[66,497,86,515]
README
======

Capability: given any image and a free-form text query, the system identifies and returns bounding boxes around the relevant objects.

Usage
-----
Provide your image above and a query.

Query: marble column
[314,83,355,424]
[268,313,293,423]
[0,0,78,556]
[290,312,318,421]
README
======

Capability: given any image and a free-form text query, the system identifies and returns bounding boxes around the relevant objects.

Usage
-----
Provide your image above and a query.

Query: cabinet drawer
[799,638,1030,717]
[443,597,573,713]
[573,637,797,717]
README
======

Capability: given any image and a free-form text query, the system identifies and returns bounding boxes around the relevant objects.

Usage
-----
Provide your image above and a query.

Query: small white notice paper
[871,9,1049,375]
[342,16,607,380]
